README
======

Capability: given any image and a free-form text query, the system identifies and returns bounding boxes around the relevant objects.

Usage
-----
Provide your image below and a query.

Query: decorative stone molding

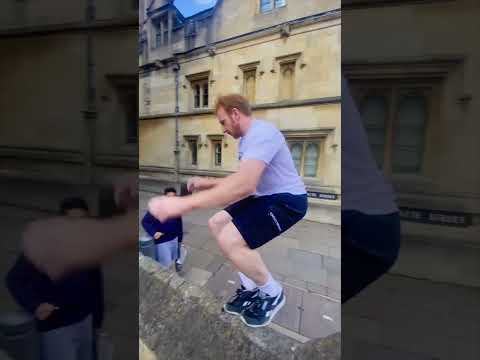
[275,52,302,65]
[281,128,334,140]
[238,61,261,72]
[185,70,211,82]
[343,57,463,80]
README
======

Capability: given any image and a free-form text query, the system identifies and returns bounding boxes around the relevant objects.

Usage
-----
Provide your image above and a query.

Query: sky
[174,0,218,18]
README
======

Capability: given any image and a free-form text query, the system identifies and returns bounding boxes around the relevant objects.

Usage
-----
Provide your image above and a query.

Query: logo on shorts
[268,211,282,232]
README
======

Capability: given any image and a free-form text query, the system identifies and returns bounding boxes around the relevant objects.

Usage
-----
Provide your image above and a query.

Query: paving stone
[323,255,340,275]
[258,245,290,277]
[205,254,227,274]
[201,237,224,256]
[328,245,341,259]
[183,267,212,287]
[262,235,300,251]
[267,323,310,344]
[287,248,327,285]
[327,288,341,301]
[307,282,329,296]
[297,237,330,256]
[326,270,341,292]
[272,284,303,333]
[283,276,308,291]
[182,224,211,249]
[283,221,340,246]
[183,208,219,226]
[300,293,341,339]
[182,245,215,270]
[205,264,240,303]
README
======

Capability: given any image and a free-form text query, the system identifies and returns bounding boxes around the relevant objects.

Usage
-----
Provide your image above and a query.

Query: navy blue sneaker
[223,286,259,316]
[240,290,286,327]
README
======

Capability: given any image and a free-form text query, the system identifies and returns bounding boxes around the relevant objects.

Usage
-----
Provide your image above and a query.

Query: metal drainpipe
[173,59,180,193]
[84,0,96,185]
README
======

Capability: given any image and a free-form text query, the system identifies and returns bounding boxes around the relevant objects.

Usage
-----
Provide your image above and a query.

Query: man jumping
[148,94,308,327]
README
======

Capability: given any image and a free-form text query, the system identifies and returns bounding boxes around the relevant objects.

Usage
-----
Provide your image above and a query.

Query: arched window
[194,84,201,108]
[393,95,426,173]
[290,143,303,174]
[361,95,387,168]
[304,143,319,177]
[214,142,222,166]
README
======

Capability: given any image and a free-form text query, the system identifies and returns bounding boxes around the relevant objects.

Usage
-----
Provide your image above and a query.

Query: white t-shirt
[238,119,306,196]
[342,74,398,214]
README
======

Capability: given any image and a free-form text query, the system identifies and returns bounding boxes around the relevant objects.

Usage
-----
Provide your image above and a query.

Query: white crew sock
[238,272,257,291]
[258,273,282,297]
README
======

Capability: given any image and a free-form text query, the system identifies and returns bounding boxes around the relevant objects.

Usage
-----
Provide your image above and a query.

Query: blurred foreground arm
[22,209,137,281]
[22,175,138,281]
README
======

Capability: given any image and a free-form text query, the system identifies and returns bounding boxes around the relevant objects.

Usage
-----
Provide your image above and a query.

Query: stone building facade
[0,0,138,192]
[139,0,342,224]
[343,0,480,287]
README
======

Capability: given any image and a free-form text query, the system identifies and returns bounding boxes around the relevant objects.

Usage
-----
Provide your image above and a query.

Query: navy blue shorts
[224,193,308,249]
[342,210,401,303]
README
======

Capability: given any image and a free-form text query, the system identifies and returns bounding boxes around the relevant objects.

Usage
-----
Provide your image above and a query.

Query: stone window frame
[344,59,461,178]
[275,52,301,101]
[353,83,433,175]
[183,135,200,167]
[207,135,224,168]
[186,71,211,110]
[153,17,169,48]
[283,129,331,181]
[259,0,287,13]
[239,61,260,104]
[107,74,138,145]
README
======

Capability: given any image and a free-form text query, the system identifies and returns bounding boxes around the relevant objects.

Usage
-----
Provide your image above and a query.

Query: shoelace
[245,293,269,316]
[230,288,247,302]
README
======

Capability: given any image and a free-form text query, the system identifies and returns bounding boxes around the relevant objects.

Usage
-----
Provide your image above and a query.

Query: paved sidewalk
[140,189,341,341]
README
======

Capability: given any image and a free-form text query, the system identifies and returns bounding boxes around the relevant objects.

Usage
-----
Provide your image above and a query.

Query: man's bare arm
[149,160,266,221]
[187,176,224,192]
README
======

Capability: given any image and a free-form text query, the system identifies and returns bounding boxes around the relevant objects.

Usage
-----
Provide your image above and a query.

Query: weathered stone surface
[139,255,340,360]
[294,333,341,360]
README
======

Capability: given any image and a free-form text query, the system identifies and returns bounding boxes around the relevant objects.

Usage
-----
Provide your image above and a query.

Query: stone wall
[139,255,340,360]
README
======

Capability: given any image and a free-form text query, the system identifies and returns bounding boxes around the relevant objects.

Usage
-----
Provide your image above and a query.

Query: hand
[153,232,162,240]
[148,196,190,222]
[35,303,59,320]
[187,177,207,193]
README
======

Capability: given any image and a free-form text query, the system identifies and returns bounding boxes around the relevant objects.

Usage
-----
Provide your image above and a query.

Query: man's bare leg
[208,210,270,286]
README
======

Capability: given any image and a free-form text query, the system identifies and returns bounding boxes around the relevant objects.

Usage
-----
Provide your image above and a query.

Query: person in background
[141,187,185,271]
[6,197,104,360]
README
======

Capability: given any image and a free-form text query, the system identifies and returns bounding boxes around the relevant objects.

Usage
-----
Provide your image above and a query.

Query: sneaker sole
[223,304,242,316]
[240,294,286,328]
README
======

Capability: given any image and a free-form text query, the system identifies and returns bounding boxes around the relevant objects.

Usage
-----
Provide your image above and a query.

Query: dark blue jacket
[141,211,183,244]
[6,254,104,333]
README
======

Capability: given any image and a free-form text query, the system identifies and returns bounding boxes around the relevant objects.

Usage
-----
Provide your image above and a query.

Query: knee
[208,211,230,235]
